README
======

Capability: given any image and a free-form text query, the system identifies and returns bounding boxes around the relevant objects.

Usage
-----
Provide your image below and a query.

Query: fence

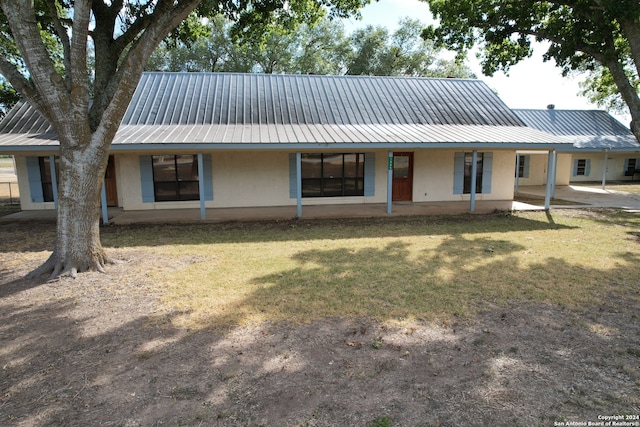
[0,181,20,205]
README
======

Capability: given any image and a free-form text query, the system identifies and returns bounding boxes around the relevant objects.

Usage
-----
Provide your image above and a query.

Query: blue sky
[341,0,631,125]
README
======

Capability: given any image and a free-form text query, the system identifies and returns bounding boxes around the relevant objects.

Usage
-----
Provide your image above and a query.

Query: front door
[392,152,413,201]
[104,155,118,207]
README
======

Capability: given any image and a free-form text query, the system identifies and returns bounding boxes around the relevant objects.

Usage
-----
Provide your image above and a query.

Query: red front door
[104,155,118,207]
[392,152,413,201]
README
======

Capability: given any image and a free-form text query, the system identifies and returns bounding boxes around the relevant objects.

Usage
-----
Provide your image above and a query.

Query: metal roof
[514,109,640,151]
[0,72,571,149]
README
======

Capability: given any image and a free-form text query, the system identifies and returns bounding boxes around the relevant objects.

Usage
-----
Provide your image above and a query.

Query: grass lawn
[0,156,15,168]
[2,209,639,425]
[91,209,640,330]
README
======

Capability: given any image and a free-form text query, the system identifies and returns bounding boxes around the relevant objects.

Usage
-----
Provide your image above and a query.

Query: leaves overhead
[422,0,640,140]
[147,15,475,78]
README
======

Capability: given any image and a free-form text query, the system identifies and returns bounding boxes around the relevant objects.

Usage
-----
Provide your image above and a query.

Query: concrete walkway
[516,184,640,212]
[2,185,640,225]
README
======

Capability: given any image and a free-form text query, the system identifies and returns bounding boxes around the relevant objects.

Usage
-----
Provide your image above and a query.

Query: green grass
[94,209,640,329]
[0,156,14,168]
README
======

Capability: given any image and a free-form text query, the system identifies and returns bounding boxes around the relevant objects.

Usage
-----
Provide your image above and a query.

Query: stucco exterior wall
[13,155,56,211]
[412,149,515,202]
[514,152,572,187]
[14,148,552,212]
[568,153,640,182]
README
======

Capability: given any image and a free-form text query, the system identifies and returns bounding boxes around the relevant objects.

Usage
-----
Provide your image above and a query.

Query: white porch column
[296,152,302,218]
[101,183,109,224]
[470,150,478,212]
[544,150,555,210]
[197,153,206,220]
[387,151,393,214]
[515,153,521,193]
[602,150,609,190]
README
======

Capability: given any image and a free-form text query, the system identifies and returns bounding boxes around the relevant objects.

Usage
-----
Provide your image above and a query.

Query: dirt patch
[1,221,639,426]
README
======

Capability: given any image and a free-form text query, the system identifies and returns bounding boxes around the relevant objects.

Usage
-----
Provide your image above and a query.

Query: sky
[340,0,631,125]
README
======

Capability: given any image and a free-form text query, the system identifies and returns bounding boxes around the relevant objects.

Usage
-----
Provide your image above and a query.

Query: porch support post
[197,153,206,220]
[387,151,393,214]
[296,152,302,218]
[602,149,609,190]
[100,183,109,224]
[544,150,554,210]
[49,155,58,210]
[470,150,478,212]
[515,153,520,193]
[551,151,558,198]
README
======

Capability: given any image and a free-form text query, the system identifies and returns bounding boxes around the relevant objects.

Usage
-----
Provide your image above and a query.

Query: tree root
[27,253,117,281]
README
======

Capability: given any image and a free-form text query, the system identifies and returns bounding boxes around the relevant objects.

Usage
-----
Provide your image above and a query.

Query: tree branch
[68,0,91,113]
[0,0,69,122]
[43,0,72,86]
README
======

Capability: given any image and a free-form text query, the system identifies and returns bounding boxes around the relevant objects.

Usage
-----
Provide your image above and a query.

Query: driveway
[516,184,640,211]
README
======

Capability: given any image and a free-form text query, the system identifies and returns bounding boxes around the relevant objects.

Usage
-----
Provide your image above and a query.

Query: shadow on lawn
[1,255,639,426]
[0,212,577,255]
[96,212,577,249]
[1,211,639,424]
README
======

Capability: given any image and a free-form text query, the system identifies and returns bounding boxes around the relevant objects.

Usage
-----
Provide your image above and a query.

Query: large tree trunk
[27,139,113,280]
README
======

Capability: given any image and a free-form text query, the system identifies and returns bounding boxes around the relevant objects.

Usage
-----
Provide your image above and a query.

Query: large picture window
[463,152,484,194]
[301,153,365,197]
[152,155,199,201]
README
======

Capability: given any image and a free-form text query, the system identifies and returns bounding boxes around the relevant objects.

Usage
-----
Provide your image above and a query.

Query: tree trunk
[27,142,112,280]
[603,56,640,143]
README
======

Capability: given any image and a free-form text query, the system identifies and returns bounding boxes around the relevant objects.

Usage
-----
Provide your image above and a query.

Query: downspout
[197,153,206,220]
[470,150,478,212]
[387,151,393,214]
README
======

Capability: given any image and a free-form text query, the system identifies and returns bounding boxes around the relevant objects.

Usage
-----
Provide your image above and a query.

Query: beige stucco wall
[412,149,516,202]
[568,152,640,182]
[15,148,564,212]
[13,155,56,211]
[515,152,572,187]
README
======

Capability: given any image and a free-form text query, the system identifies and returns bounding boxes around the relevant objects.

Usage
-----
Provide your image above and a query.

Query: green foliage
[579,62,640,114]
[423,0,640,137]
[0,78,19,119]
[146,15,475,78]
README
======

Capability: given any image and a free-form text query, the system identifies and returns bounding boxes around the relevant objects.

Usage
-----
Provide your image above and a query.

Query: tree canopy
[146,16,474,78]
[422,0,640,140]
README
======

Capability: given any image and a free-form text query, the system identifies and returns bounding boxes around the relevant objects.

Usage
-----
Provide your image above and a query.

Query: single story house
[513,108,640,190]
[0,72,572,219]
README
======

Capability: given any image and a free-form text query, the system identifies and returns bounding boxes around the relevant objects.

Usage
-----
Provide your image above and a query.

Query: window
[463,152,483,194]
[39,156,59,202]
[152,155,199,201]
[516,155,529,178]
[627,158,637,172]
[301,153,365,197]
[575,159,587,176]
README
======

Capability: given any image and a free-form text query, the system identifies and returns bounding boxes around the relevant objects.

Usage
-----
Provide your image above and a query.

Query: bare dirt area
[1,220,639,426]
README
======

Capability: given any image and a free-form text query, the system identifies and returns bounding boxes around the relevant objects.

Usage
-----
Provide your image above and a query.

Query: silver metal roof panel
[1,72,575,149]
[514,109,639,150]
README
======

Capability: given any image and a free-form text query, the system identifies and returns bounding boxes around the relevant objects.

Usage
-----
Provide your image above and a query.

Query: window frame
[151,155,200,202]
[38,156,59,203]
[576,159,587,176]
[463,152,484,194]
[300,153,365,198]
